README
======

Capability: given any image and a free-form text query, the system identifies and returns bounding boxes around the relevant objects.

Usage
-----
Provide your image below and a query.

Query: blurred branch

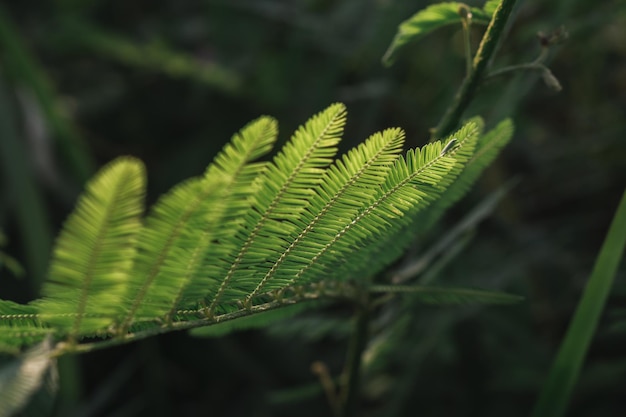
[53,18,243,95]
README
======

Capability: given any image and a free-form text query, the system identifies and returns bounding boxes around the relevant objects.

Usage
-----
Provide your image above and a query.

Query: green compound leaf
[382,2,493,66]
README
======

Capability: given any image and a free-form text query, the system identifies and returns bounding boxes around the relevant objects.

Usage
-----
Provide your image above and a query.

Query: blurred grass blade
[0,337,57,417]
[0,232,25,278]
[0,78,52,288]
[369,285,523,305]
[0,4,94,183]
[531,189,626,417]
[382,2,492,66]
[391,179,516,284]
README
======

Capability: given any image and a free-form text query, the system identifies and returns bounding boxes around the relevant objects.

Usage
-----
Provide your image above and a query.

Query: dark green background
[1,0,624,416]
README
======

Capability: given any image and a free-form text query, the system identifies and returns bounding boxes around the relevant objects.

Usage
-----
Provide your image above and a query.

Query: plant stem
[431,0,517,140]
[340,293,370,417]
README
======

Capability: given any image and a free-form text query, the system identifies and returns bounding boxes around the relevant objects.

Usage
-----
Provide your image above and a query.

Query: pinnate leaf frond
[120,116,278,327]
[244,127,407,301]
[36,157,145,338]
[416,118,514,233]
[329,121,480,280]
[204,103,347,315]
[0,301,50,354]
[0,103,514,355]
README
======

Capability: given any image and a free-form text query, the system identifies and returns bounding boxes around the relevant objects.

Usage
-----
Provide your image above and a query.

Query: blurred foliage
[0,0,624,416]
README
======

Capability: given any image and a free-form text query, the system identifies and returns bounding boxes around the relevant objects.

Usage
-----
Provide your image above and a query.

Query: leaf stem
[485,46,549,80]
[459,5,473,77]
[431,0,517,140]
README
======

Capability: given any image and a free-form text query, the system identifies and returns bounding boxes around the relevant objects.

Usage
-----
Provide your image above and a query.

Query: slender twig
[431,0,518,140]
[485,46,549,80]
[339,291,371,417]
[311,361,342,417]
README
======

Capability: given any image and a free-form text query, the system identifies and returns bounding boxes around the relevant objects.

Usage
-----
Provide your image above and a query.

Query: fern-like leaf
[249,128,470,293]
[326,122,479,283]
[204,103,346,315]
[244,127,406,301]
[35,157,145,338]
[339,119,498,279]
[417,118,514,232]
[119,116,278,328]
[0,301,50,354]
[0,103,514,353]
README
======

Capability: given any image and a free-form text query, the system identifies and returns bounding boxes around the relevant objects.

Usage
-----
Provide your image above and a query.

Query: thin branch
[51,296,326,357]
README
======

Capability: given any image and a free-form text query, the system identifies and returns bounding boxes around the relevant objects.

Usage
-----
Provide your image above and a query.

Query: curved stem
[431,0,518,141]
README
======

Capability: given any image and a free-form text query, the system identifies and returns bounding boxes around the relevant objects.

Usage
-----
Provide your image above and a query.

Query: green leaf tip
[483,0,502,16]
